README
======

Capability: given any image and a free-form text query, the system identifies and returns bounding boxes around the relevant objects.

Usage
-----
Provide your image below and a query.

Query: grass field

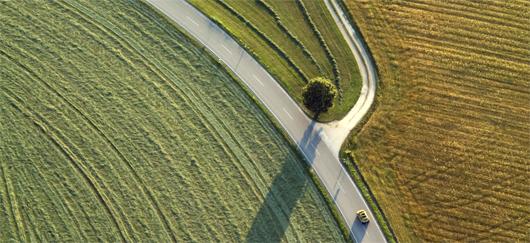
[0,1,345,241]
[343,0,530,242]
[188,0,361,121]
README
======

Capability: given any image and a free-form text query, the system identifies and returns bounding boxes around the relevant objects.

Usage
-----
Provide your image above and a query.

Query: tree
[302,77,337,115]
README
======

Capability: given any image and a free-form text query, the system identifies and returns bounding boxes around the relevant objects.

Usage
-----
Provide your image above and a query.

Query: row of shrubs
[255,0,323,74]
[216,0,310,83]
[294,0,343,98]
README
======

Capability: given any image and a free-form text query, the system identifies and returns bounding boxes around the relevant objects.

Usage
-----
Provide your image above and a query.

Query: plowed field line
[0,160,24,241]
[56,2,275,211]
[0,88,130,243]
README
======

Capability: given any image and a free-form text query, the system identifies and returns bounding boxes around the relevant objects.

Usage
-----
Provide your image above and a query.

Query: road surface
[146,0,385,242]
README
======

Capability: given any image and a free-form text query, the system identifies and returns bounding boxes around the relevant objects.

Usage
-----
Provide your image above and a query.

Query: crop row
[294,0,342,96]
[343,0,530,241]
[1,1,348,241]
[216,0,310,83]
[255,0,323,74]
[3,2,189,240]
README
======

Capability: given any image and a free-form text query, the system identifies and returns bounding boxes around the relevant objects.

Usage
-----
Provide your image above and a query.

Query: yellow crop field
[343,0,530,242]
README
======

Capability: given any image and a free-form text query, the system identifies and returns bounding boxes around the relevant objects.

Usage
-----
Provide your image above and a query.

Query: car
[356,210,370,224]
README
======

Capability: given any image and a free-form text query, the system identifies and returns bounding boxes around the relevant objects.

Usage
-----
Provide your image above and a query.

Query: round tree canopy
[302,77,337,116]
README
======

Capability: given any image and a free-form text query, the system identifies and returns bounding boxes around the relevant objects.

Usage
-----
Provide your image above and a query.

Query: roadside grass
[188,0,361,122]
[0,1,346,242]
[343,0,530,242]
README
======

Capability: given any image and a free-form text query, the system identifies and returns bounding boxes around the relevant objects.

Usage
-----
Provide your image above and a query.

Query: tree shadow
[298,120,322,165]
[245,121,322,242]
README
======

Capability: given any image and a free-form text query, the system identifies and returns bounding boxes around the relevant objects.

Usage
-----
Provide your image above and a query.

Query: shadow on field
[245,121,322,242]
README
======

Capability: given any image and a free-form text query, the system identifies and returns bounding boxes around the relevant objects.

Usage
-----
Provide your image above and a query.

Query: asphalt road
[320,0,378,155]
[146,0,385,242]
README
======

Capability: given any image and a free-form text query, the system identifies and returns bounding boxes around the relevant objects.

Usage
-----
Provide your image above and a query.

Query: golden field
[343,0,529,242]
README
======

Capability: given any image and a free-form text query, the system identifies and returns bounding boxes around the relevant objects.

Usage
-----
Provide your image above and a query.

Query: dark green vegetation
[0,1,345,241]
[344,0,530,242]
[188,0,361,121]
[302,77,337,115]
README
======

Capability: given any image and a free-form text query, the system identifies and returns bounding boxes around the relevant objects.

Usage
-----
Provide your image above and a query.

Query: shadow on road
[351,216,368,242]
[245,121,322,242]
[298,121,322,165]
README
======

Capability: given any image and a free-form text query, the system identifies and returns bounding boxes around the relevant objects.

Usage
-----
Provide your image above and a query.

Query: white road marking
[253,75,265,87]
[283,108,293,120]
[221,44,232,54]
[186,16,199,26]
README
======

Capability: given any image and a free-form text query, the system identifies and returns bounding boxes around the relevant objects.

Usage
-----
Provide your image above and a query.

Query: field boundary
[140,1,352,242]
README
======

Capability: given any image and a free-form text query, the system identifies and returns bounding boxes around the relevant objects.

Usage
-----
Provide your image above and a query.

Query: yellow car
[356,210,370,224]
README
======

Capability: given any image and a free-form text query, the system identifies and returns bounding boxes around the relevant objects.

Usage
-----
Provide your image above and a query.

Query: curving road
[146,0,384,242]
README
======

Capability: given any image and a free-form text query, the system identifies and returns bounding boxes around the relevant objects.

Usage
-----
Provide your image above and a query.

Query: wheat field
[344,0,530,242]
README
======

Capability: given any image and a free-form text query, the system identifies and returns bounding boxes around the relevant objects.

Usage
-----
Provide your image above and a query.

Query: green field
[0,1,345,241]
[188,0,361,121]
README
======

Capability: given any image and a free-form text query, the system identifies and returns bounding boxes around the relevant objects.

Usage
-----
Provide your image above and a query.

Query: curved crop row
[0,1,346,241]
[216,0,310,83]
[255,0,323,74]
[294,0,341,96]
